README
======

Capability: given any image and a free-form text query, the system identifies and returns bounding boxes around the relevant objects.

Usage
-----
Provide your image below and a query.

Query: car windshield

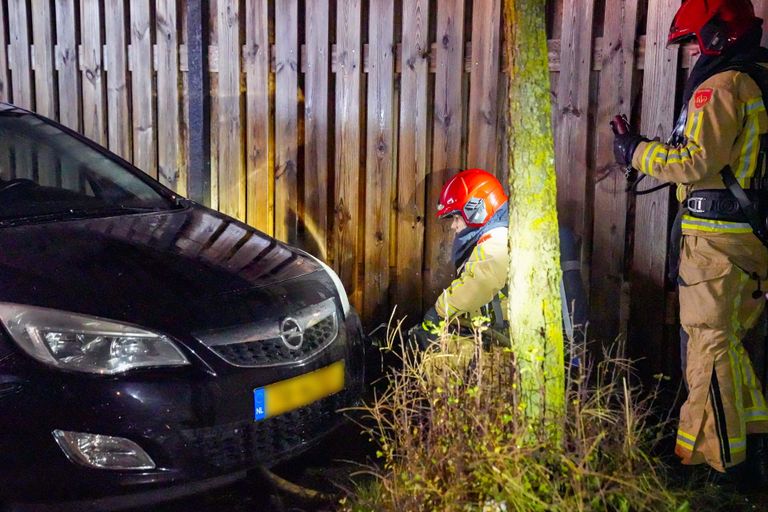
[0,111,176,224]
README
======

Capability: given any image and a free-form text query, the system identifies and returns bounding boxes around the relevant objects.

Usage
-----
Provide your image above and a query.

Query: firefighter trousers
[676,233,768,472]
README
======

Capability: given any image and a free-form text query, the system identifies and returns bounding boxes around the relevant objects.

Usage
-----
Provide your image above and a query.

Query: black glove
[408,307,440,351]
[613,132,646,167]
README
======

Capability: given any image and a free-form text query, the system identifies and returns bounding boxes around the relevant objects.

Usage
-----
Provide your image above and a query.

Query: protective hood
[451,201,509,269]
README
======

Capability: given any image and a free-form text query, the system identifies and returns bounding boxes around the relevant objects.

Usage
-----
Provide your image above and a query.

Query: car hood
[0,204,332,335]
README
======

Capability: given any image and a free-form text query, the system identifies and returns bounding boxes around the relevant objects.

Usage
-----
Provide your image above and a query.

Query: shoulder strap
[720,63,768,186]
[721,167,768,247]
[714,63,768,248]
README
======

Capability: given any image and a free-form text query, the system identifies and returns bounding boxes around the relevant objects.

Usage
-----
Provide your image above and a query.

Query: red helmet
[668,0,760,56]
[436,169,508,228]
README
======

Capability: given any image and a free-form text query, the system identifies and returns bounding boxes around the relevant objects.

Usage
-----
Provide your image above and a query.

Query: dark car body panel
[0,104,366,507]
[0,206,324,332]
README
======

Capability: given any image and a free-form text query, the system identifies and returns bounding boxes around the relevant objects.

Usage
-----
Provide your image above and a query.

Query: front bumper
[0,312,366,509]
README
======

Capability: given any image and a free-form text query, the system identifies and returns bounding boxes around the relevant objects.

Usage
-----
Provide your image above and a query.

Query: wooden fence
[3,0,768,376]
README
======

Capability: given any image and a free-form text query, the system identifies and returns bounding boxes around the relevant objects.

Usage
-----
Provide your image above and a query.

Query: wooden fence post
[31,0,56,119]
[80,0,106,146]
[333,0,362,309]
[105,0,132,160]
[55,0,80,132]
[130,0,156,177]
[216,0,244,221]
[363,0,395,322]
[424,0,466,312]
[274,0,299,244]
[303,0,330,256]
[591,0,640,343]
[0,2,8,103]
[467,0,501,173]
[554,0,594,246]
[8,0,32,110]
[186,0,211,206]
[245,0,271,234]
[157,0,184,194]
[395,0,430,321]
[630,0,680,376]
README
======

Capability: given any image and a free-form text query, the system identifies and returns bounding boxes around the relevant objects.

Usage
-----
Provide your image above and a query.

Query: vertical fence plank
[303,0,329,257]
[157,0,183,193]
[31,0,57,186]
[8,0,32,109]
[274,0,298,243]
[6,0,32,181]
[104,0,131,159]
[130,0,156,176]
[554,0,594,241]
[395,0,430,320]
[55,0,80,131]
[245,0,271,233]
[178,1,190,200]
[334,0,362,308]
[755,0,768,46]
[363,0,395,322]
[31,0,56,118]
[630,0,680,375]
[466,0,501,172]
[0,1,9,102]
[54,0,80,191]
[209,0,219,209]
[80,0,106,145]
[591,0,639,342]
[216,0,244,220]
[425,0,465,310]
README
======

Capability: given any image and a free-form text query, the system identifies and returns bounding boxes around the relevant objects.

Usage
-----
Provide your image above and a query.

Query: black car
[0,103,367,510]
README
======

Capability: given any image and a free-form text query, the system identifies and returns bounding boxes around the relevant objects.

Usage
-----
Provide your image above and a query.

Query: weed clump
[344,318,690,512]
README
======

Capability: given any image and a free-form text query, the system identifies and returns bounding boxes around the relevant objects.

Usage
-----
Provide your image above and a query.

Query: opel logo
[279,317,304,350]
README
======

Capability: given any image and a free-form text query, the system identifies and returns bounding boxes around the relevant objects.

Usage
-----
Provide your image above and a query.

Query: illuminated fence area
[3,0,768,377]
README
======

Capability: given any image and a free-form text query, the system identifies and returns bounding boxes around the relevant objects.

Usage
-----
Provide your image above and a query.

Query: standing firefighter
[613,0,768,480]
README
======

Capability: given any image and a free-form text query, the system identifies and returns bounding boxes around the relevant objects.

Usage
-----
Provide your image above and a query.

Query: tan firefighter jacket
[434,226,508,320]
[631,68,768,234]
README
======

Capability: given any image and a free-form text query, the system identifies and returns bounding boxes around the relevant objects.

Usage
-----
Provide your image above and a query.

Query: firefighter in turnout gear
[411,169,589,351]
[613,0,768,480]
[410,169,510,350]
[433,170,510,321]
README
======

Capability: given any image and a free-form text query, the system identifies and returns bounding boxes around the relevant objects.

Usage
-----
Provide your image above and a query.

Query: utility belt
[685,165,768,248]
[686,188,765,223]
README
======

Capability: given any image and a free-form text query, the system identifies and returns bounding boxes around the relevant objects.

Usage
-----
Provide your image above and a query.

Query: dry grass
[342,317,692,512]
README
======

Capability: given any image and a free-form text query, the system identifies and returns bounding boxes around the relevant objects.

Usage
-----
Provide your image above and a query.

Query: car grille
[212,315,337,367]
[194,297,340,368]
[179,390,355,471]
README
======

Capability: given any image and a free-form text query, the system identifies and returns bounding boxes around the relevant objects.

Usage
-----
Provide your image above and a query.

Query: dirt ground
[138,420,375,512]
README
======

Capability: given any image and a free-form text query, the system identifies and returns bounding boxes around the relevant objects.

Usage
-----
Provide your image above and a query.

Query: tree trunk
[503,0,565,435]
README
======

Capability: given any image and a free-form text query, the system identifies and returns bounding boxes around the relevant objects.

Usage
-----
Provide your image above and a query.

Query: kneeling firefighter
[612,0,768,479]
[410,168,587,349]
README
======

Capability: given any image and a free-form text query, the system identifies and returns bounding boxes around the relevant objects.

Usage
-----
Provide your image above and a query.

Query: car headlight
[0,303,189,374]
[303,253,351,317]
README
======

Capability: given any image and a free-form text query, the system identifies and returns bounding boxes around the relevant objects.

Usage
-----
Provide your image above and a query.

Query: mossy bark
[503,0,565,435]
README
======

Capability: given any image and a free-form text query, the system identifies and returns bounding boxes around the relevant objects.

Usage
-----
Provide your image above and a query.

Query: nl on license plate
[253,360,345,421]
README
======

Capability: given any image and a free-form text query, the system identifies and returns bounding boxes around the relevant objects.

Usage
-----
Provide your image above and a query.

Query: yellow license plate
[253,360,345,421]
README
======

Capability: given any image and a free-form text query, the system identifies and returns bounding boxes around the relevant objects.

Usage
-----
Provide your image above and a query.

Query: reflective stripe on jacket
[434,227,508,319]
[631,69,768,234]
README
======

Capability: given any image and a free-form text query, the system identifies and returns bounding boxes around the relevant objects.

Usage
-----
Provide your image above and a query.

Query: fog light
[52,430,155,470]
